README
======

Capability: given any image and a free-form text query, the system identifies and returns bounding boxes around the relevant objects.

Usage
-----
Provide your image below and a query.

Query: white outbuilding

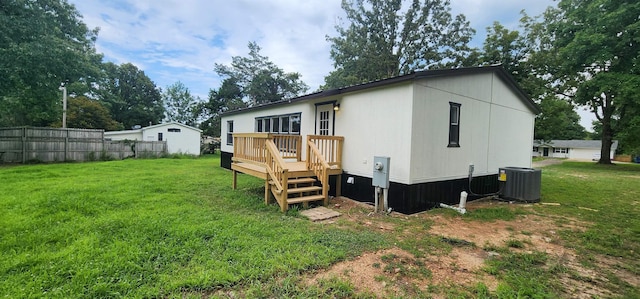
[105,122,202,155]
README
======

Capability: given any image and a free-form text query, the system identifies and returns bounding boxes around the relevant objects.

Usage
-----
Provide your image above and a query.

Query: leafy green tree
[534,97,586,141]
[196,78,246,137]
[546,0,640,164]
[476,20,586,140]
[214,42,308,106]
[0,0,102,126]
[163,81,199,126]
[56,96,122,130]
[323,0,475,89]
[99,63,164,129]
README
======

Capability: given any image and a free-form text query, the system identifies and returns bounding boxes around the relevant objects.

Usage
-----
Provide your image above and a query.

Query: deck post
[232,170,237,190]
[335,174,342,197]
[281,170,289,212]
[264,179,271,204]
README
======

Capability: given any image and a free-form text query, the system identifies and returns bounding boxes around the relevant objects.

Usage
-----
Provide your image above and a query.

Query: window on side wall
[226,121,233,145]
[448,102,461,147]
[158,132,163,141]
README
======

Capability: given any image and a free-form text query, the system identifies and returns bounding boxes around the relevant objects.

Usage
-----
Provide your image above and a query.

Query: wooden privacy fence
[0,127,167,163]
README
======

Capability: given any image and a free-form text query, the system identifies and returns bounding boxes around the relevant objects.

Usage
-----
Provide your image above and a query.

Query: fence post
[64,128,69,161]
[21,127,26,164]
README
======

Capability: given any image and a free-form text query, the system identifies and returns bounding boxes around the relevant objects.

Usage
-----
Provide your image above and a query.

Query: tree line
[1,0,638,163]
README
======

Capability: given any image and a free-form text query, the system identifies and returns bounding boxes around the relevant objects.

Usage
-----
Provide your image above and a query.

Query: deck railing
[265,140,288,201]
[273,134,302,161]
[232,133,270,165]
[307,135,344,169]
[307,140,330,205]
[234,133,302,164]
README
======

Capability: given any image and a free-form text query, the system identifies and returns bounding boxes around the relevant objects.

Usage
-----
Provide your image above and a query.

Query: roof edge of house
[222,64,540,117]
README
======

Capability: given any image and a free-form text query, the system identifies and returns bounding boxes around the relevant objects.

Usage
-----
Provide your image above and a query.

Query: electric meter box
[498,167,541,202]
[372,156,390,188]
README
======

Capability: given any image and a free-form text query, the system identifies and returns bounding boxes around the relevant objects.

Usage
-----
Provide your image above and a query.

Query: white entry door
[316,104,334,136]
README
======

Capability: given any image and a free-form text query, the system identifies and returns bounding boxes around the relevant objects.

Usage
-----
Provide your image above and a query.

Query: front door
[543,148,549,157]
[315,104,334,136]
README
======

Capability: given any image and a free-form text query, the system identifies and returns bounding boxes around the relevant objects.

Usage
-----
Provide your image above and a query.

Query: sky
[68,0,594,130]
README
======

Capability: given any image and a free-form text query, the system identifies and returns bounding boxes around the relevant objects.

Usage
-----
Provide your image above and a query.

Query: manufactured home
[221,65,539,214]
[105,122,202,155]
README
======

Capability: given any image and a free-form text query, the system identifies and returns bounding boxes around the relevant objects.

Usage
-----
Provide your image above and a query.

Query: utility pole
[59,83,67,128]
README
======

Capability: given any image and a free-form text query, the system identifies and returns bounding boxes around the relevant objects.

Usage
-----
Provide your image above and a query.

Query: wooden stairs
[231,133,343,212]
[268,177,325,208]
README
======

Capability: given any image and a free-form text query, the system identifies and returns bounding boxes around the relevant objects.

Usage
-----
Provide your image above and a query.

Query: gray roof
[534,140,618,151]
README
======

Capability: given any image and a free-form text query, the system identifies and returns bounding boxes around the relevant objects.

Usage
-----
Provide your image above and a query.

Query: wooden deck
[231,161,312,180]
[231,133,344,212]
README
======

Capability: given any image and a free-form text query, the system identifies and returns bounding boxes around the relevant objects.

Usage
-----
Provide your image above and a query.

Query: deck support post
[264,180,271,204]
[232,170,237,190]
[335,174,342,197]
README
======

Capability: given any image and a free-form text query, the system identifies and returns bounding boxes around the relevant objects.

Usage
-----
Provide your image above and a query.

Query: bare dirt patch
[305,197,634,298]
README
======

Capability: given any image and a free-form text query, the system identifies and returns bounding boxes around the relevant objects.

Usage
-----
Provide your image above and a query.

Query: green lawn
[1,157,639,298]
[0,156,387,298]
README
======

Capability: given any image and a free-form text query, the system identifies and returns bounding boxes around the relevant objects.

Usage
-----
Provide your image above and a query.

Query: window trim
[448,102,461,148]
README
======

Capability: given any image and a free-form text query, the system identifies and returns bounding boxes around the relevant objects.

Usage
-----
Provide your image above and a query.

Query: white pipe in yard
[439,191,468,214]
[459,191,468,209]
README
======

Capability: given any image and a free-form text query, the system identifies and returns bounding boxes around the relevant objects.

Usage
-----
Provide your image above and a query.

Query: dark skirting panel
[220,151,498,214]
[340,172,499,214]
[221,151,233,169]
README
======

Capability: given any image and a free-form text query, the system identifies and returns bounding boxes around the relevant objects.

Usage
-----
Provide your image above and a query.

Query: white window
[255,113,301,135]
[319,110,329,135]
[553,148,568,153]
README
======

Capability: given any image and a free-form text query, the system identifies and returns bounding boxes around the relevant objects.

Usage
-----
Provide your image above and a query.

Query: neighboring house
[221,65,539,214]
[533,140,618,160]
[105,122,202,155]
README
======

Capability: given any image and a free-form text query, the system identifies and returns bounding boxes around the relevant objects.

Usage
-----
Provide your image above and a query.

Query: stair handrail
[306,140,330,201]
[307,135,344,169]
[264,139,288,194]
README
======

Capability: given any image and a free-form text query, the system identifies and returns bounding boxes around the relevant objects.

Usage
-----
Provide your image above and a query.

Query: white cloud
[73,0,602,131]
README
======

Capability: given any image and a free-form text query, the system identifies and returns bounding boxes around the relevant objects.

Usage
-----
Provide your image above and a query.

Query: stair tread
[287,177,317,184]
[269,177,317,185]
[287,186,322,194]
[287,195,325,204]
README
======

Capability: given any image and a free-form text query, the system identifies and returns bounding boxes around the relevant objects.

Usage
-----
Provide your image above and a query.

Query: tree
[0,0,102,127]
[534,97,586,141]
[214,42,308,106]
[323,0,475,89]
[99,63,164,129]
[57,96,121,130]
[163,81,199,126]
[475,20,586,140]
[547,0,640,164]
[196,78,246,137]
